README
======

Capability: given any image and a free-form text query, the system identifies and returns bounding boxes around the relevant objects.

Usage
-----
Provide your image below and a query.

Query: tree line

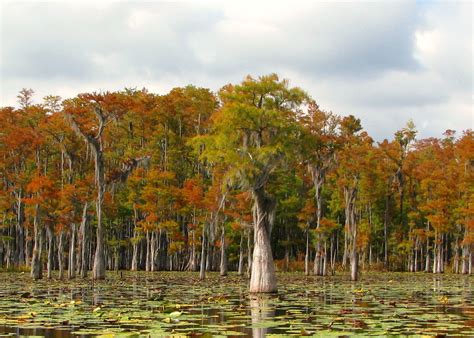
[0,74,472,292]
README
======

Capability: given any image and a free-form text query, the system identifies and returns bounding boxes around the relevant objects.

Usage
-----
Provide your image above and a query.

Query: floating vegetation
[0,272,472,336]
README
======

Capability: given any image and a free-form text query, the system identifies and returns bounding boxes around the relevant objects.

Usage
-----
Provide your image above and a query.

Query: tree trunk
[16,192,26,267]
[188,229,197,271]
[343,231,348,268]
[79,202,88,278]
[114,247,119,272]
[249,188,277,293]
[350,247,358,281]
[65,109,107,280]
[369,244,373,268]
[220,225,227,276]
[238,233,244,276]
[453,241,459,274]
[30,205,42,280]
[145,231,150,271]
[199,225,206,280]
[46,226,54,279]
[205,240,211,271]
[311,167,324,276]
[131,232,139,272]
[383,194,390,269]
[331,233,336,275]
[461,243,469,274]
[461,227,470,274]
[437,236,443,273]
[68,223,76,279]
[344,186,358,281]
[469,251,473,275]
[247,229,252,277]
[322,241,327,276]
[150,231,156,271]
[425,222,431,272]
[25,228,31,269]
[92,177,106,279]
[414,243,418,272]
[304,228,309,276]
[58,231,64,279]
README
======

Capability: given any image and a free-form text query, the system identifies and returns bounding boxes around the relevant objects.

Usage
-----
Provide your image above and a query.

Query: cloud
[0,0,471,140]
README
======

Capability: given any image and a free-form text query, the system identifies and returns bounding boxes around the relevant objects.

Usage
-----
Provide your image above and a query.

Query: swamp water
[0,272,472,337]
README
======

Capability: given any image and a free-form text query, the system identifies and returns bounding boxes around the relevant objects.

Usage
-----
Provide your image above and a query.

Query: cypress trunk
[249,188,277,293]
[68,223,76,279]
[219,226,227,276]
[30,205,42,280]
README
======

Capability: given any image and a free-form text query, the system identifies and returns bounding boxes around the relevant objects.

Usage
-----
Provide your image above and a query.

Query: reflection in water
[250,294,275,338]
[0,326,73,338]
[0,272,472,337]
[93,287,103,305]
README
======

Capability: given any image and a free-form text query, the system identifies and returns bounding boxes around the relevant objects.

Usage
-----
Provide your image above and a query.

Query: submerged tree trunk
[249,188,277,293]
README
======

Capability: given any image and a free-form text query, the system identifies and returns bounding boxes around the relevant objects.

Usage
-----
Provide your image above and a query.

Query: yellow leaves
[163,311,183,323]
[15,312,37,320]
[205,295,229,304]
[169,311,182,318]
[353,288,366,294]
[161,220,179,231]
[300,327,312,336]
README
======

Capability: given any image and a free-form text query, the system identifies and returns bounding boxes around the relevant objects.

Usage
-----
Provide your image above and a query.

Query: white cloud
[0,0,471,140]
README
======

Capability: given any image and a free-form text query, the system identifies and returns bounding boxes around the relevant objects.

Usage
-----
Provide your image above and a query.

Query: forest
[0,74,473,294]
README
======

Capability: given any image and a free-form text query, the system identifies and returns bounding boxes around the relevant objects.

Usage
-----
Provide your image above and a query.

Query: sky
[0,0,472,140]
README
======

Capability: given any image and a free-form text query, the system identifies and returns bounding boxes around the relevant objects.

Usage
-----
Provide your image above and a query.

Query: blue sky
[0,0,472,140]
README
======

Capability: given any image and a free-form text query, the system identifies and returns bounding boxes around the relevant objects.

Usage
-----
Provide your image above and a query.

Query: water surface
[0,271,472,336]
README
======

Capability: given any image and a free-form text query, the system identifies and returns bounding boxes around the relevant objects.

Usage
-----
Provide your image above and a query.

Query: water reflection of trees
[250,294,276,338]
